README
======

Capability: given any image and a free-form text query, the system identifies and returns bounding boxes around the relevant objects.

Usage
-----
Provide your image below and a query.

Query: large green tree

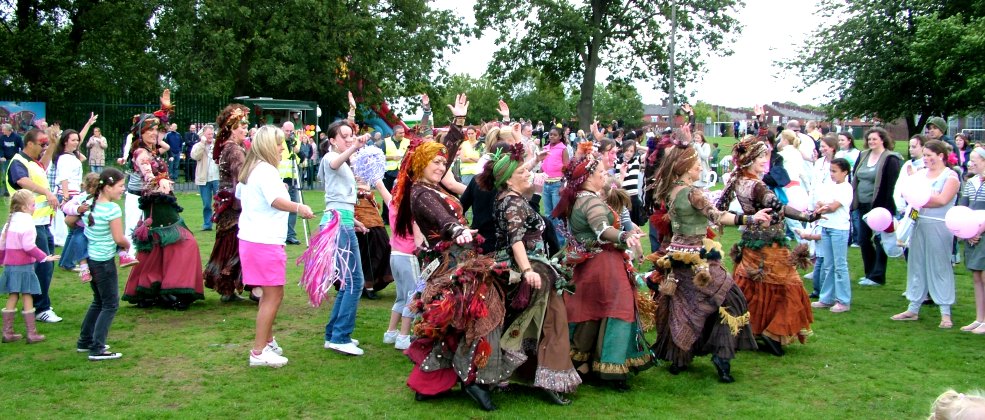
[473,0,741,131]
[592,80,643,128]
[794,0,985,136]
[0,0,163,102]
[155,0,465,117]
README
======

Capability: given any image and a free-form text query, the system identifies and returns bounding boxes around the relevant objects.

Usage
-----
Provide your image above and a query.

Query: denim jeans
[325,222,365,344]
[819,227,851,305]
[198,180,218,229]
[90,165,104,174]
[810,256,825,296]
[285,178,299,242]
[77,258,119,355]
[168,155,181,181]
[32,225,54,312]
[648,222,661,253]
[0,160,8,195]
[542,180,564,246]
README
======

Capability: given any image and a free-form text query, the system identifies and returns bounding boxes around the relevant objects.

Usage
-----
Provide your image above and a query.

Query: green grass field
[0,138,978,419]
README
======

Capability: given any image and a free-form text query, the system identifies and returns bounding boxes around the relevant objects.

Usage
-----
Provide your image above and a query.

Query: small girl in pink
[383,200,421,350]
[0,190,60,343]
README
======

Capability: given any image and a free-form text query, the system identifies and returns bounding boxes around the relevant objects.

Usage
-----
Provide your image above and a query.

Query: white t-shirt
[54,154,83,192]
[817,181,853,231]
[237,162,290,244]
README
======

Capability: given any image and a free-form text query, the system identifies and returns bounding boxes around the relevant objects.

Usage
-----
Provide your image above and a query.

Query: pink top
[541,142,567,178]
[61,192,90,228]
[1,213,48,265]
[388,201,416,253]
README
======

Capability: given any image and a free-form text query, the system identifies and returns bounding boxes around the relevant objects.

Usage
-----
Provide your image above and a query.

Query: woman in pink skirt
[236,125,314,368]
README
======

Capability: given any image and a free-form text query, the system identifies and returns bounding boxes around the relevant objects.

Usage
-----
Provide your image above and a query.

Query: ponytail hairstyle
[87,168,126,227]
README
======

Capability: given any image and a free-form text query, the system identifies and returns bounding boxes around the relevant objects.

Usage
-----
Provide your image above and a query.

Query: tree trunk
[577,0,606,132]
[906,113,930,138]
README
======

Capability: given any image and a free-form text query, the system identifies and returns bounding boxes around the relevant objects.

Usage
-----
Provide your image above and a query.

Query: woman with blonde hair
[238,125,314,367]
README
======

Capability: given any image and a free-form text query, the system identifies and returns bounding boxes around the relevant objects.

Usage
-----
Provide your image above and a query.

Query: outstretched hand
[497,99,510,118]
[161,89,172,109]
[348,91,357,109]
[448,93,469,117]
[421,93,430,108]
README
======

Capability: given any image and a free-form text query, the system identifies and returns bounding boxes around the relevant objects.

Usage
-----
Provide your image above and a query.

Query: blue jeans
[542,180,564,246]
[648,222,661,253]
[77,258,118,355]
[811,256,825,296]
[819,227,851,305]
[1,160,9,195]
[169,156,181,181]
[90,165,104,174]
[198,180,218,229]
[32,225,54,312]
[285,178,299,242]
[324,223,365,344]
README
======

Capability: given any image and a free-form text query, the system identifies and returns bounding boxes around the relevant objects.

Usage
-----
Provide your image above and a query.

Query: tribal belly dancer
[552,151,653,391]
[477,143,580,405]
[715,136,824,356]
[123,90,205,309]
[646,136,765,382]
[399,94,520,412]
[203,104,252,302]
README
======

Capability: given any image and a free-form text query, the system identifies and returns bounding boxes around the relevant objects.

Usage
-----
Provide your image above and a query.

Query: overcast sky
[431,0,832,109]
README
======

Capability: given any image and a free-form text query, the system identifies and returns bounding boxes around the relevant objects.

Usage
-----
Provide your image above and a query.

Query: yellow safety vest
[278,145,297,179]
[6,153,54,225]
[460,140,482,175]
[384,137,409,171]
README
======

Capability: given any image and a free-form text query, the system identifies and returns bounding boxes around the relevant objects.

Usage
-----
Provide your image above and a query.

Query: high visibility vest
[278,145,297,179]
[6,153,54,225]
[384,137,409,171]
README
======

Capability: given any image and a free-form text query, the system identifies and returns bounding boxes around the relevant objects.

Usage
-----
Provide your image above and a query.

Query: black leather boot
[543,389,571,405]
[759,335,785,357]
[610,380,631,392]
[462,383,497,411]
[711,355,735,383]
[668,363,688,375]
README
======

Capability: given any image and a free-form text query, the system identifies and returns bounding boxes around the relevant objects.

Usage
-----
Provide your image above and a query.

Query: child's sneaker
[79,269,92,283]
[395,334,412,350]
[119,254,139,268]
[383,330,399,344]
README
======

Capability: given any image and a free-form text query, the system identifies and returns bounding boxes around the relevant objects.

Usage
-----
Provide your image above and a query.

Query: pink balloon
[785,187,809,212]
[902,176,932,208]
[863,207,893,232]
[945,206,979,239]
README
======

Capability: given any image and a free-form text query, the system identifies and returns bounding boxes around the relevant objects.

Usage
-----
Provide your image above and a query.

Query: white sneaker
[804,272,814,280]
[88,351,123,361]
[36,309,62,323]
[250,347,288,367]
[266,338,283,356]
[326,341,364,356]
[395,335,412,350]
[383,330,399,344]
[324,338,359,348]
[858,279,881,287]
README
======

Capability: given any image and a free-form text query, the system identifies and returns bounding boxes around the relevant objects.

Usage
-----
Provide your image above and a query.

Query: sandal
[939,317,953,329]
[973,324,985,335]
[960,321,983,332]
[890,312,919,321]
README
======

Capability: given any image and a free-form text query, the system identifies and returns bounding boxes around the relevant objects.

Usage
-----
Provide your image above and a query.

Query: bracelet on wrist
[522,267,533,274]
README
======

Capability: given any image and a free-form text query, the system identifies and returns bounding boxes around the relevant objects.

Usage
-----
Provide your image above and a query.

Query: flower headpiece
[489,143,525,189]
[563,154,600,190]
[223,107,249,129]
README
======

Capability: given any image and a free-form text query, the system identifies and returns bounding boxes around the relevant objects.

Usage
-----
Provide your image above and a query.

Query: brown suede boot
[22,310,45,344]
[1,309,23,342]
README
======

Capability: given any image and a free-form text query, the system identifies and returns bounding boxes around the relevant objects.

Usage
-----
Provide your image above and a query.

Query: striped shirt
[616,154,644,196]
[85,202,122,262]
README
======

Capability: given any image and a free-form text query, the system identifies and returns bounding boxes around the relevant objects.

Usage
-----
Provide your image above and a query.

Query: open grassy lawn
[0,146,978,419]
